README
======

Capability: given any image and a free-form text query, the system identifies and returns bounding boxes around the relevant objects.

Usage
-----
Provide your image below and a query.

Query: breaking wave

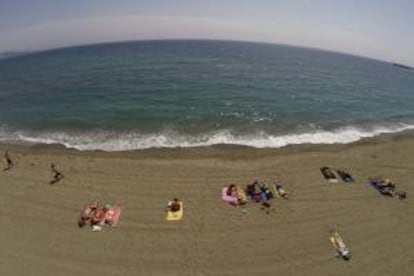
[0,123,414,151]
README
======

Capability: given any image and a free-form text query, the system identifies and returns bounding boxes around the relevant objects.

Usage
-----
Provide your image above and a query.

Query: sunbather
[231,184,248,204]
[90,205,108,226]
[385,188,407,200]
[369,177,394,188]
[246,180,276,204]
[330,231,351,261]
[166,198,181,212]
[321,167,337,182]
[79,202,95,223]
[78,201,100,227]
[381,187,395,196]
[260,183,274,200]
[226,184,237,197]
[78,201,121,230]
[381,179,395,189]
[222,184,245,206]
[369,177,406,199]
[336,170,354,182]
[246,180,264,202]
[396,191,407,199]
[275,184,288,199]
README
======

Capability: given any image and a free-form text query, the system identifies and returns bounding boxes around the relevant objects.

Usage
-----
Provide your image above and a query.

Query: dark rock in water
[392,63,413,70]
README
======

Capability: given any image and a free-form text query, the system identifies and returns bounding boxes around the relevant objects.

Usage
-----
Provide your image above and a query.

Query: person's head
[173,198,179,203]
[227,184,236,195]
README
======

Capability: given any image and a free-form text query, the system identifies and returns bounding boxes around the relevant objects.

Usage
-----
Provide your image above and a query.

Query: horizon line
[0,38,403,67]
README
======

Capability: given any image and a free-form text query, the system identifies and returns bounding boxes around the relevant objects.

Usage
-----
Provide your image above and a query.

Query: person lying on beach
[226,184,237,197]
[260,183,274,200]
[330,231,351,261]
[166,198,181,212]
[86,203,110,231]
[246,180,275,201]
[3,151,13,171]
[222,184,246,206]
[369,177,406,199]
[246,180,264,202]
[49,163,64,184]
[382,187,407,200]
[79,201,99,227]
[369,177,395,189]
[336,170,354,182]
[275,184,288,199]
[226,184,245,202]
[90,205,108,226]
[369,178,394,196]
[381,187,394,196]
[396,191,407,200]
[320,167,337,181]
[381,179,395,189]
[79,201,121,229]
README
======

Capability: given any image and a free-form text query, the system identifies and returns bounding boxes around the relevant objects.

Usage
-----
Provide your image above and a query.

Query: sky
[1,0,413,65]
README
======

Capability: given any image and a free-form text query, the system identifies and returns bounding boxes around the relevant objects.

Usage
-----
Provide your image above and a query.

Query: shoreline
[2,129,414,159]
[1,122,414,152]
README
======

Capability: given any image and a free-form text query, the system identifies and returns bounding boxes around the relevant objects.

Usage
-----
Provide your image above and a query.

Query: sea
[0,40,413,151]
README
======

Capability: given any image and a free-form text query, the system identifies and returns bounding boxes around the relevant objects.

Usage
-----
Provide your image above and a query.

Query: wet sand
[0,135,413,276]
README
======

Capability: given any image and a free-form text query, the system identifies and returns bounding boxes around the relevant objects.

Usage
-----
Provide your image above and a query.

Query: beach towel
[104,204,122,226]
[221,187,239,206]
[78,202,122,229]
[166,201,183,221]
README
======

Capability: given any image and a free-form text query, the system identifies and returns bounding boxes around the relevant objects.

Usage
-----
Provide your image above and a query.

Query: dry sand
[0,135,413,276]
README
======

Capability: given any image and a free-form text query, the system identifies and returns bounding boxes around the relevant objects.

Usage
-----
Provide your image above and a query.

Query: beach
[1,134,413,276]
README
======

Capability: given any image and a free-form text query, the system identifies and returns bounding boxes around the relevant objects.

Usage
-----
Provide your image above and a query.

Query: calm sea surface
[0,40,413,150]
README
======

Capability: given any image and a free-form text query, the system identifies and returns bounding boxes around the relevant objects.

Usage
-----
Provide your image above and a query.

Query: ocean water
[0,40,413,151]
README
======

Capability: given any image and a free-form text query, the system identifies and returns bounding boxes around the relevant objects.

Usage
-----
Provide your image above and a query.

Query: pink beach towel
[221,187,239,206]
[105,205,122,226]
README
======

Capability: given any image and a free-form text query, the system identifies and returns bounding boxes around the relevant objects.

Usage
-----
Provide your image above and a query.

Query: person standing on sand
[49,163,64,184]
[3,151,13,171]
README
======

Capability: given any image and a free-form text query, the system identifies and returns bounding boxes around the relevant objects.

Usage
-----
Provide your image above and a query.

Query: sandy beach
[1,134,413,276]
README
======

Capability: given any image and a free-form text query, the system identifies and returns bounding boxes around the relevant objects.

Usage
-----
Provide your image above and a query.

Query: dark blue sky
[1,0,413,64]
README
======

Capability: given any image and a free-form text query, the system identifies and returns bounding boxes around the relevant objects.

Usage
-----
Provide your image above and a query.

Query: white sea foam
[0,123,414,151]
